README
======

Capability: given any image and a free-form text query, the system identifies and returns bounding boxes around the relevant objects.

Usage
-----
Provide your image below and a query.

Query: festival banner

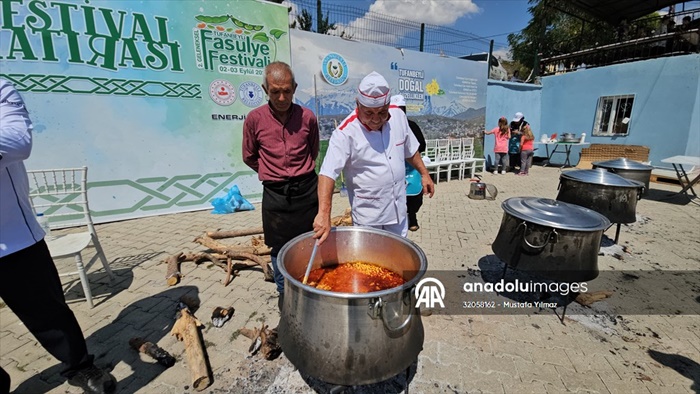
[289,29,487,144]
[0,0,290,223]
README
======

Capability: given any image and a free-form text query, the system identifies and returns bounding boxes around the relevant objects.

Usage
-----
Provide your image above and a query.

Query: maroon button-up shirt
[242,102,319,182]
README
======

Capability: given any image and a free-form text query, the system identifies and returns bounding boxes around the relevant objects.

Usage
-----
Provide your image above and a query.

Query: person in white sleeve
[312,72,435,244]
[0,79,116,394]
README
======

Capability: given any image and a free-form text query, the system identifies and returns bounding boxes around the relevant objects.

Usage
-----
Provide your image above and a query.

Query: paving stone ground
[2,165,699,394]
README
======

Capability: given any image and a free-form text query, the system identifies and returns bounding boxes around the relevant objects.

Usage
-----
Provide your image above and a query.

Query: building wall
[484,81,542,169]
[540,54,700,166]
[688,69,700,158]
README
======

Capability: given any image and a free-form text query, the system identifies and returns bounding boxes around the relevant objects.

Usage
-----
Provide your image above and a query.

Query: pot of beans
[277,227,427,385]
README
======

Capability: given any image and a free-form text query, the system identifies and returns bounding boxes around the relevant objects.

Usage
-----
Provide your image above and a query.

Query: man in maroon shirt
[242,61,319,307]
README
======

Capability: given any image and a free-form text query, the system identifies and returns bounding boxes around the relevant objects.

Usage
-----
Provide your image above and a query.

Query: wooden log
[171,307,210,391]
[165,251,272,287]
[206,227,264,239]
[165,253,185,286]
[165,252,224,286]
[194,235,271,256]
[240,323,281,360]
[331,207,353,226]
[224,251,272,281]
[575,290,614,306]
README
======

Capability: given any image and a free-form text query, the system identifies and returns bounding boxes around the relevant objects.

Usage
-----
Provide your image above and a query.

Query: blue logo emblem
[238,81,264,108]
[321,53,349,86]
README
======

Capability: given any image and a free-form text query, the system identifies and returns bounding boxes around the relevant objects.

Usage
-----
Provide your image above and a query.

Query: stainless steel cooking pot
[492,197,610,282]
[592,158,653,196]
[277,227,427,386]
[561,133,578,143]
[557,169,644,224]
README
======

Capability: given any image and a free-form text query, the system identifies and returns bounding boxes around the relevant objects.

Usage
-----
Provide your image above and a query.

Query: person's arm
[409,121,426,153]
[406,151,435,198]
[312,175,335,244]
[241,117,259,172]
[0,80,33,168]
[313,128,349,244]
[309,113,320,160]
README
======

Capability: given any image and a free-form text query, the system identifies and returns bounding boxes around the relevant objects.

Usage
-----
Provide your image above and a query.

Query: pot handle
[638,186,645,200]
[368,296,413,334]
[517,222,558,250]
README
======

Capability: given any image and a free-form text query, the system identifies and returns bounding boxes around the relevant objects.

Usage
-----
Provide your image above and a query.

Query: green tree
[295,7,336,34]
[296,9,314,31]
[507,0,650,76]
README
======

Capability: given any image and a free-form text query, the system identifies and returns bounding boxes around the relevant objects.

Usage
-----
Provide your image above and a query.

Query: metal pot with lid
[557,169,644,224]
[592,157,653,195]
[492,197,610,282]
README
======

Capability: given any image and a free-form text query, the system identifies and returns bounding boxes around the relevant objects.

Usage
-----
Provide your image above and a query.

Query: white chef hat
[357,71,391,107]
[390,94,406,106]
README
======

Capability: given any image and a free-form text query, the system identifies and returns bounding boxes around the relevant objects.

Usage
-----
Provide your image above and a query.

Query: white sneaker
[500,170,506,174]
[492,170,497,174]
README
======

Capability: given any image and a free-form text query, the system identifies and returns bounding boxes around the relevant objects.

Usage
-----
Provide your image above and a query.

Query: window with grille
[592,95,634,136]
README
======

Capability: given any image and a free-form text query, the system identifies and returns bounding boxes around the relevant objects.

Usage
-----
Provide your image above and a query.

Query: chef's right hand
[312,212,331,245]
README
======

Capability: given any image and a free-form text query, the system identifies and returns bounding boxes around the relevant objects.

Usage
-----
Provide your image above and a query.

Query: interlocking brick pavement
[1,165,699,393]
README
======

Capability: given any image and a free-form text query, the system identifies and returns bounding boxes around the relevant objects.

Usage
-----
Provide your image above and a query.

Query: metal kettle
[468,182,487,200]
[468,177,498,200]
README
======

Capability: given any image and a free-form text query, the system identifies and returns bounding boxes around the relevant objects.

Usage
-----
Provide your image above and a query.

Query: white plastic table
[535,142,591,168]
[660,155,700,198]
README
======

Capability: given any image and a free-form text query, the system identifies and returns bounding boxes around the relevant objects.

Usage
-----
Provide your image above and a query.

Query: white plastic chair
[27,167,113,308]
[425,139,438,161]
[427,139,452,183]
[458,138,476,179]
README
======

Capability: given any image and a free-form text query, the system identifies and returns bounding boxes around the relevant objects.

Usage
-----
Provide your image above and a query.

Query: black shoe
[67,365,116,394]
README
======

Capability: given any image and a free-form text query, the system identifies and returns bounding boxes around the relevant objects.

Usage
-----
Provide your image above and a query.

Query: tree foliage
[508,0,664,76]
[295,7,337,34]
[296,9,314,31]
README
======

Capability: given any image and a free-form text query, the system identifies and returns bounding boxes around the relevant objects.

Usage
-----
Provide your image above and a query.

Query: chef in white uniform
[313,71,435,244]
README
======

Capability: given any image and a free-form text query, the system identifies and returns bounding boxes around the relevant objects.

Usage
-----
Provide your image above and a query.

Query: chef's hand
[312,212,331,245]
[422,174,435,198]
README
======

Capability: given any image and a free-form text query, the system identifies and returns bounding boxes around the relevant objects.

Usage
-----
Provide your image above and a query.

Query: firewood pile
[164,227,272,287]
[164,209,353,287]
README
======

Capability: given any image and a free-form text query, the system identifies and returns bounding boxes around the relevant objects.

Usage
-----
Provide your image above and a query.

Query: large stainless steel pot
[277,227,427,386]
[492,197,610,282]
[557,169,644,224]
[592,158,653,196]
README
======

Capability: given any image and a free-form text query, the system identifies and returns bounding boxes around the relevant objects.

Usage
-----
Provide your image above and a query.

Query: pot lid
[560,168,645,188]
[592,157,653,171]
[502,197,610,231]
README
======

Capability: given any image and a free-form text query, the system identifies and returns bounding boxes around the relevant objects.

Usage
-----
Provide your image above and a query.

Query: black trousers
[407,194,423,227]
[0,240,93,392]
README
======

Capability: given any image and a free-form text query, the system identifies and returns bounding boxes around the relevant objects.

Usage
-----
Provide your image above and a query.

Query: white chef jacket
[320,107,419,227]
[0,79,45,258]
